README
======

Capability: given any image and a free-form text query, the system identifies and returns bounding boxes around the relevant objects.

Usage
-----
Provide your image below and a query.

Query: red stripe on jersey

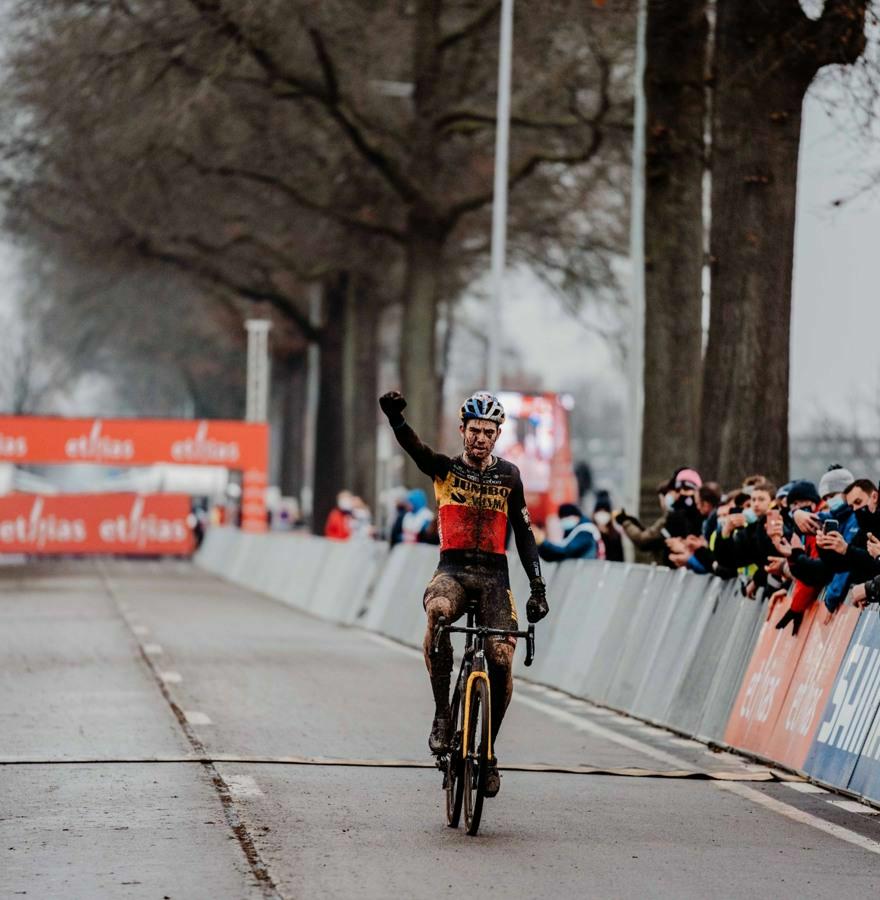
[438,506,507,554]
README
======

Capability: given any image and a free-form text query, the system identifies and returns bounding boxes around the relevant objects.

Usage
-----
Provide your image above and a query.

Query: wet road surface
[2,560,880,899]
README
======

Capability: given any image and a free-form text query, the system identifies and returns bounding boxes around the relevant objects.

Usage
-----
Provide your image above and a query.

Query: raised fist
[379,391,407,425]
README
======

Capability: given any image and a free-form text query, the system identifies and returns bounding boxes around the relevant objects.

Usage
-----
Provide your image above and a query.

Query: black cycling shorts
[423,558,519,645]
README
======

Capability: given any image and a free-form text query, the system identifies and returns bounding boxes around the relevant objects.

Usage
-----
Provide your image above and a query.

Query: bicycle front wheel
[463,676,490,836]
[446,686,464,828]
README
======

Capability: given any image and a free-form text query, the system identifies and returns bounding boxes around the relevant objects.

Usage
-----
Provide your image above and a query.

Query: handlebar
[432,616,536,667]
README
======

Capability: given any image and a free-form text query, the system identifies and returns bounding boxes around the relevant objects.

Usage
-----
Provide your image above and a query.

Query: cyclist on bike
[379,389,549,797]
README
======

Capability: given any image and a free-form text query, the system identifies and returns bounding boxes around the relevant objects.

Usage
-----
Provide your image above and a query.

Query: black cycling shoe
[428,713,451,755]
[484,758,501,797]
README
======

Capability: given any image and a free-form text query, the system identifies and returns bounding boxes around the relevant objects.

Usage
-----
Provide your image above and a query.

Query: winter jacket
[539,519,602,562]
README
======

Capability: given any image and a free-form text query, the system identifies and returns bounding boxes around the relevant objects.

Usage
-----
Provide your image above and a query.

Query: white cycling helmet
[460,391,506,425]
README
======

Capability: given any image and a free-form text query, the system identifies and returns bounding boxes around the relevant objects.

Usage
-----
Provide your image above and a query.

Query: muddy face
[460,420,500,468]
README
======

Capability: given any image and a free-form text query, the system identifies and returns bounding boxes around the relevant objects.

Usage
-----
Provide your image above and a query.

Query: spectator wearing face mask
[324,490,355,540]
[713,478,780,596]
[616,468,704,567]
[813,475,880,607]
[765,480,822,635]
[796,465,858,613]
[593,491,624,562]
[402,488,436,544]
[538,503,603,562]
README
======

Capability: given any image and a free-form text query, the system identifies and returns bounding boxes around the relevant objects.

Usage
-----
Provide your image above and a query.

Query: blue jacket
[538,519,600,562]
[818,505,860,612]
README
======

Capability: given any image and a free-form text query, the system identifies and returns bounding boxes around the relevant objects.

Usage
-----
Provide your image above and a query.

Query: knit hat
[776,481,795,500]
[593,490,612,513]
[558,503,583,519]
[818,465,854,499]
[673,467,703,490]
[786,480,820,506]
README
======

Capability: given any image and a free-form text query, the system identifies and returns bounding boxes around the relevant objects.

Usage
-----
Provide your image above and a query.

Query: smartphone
[822,519,840,534]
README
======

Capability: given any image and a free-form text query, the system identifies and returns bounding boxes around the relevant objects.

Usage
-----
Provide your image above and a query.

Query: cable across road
[0,754,798,781]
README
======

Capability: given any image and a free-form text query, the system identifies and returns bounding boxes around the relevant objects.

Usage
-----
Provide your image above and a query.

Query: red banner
[724,599,860,768]
[0,494,196,556]
[0,416,268,533]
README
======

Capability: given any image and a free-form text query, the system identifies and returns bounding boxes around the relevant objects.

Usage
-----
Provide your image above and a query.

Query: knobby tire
[463,677,489,836]
[446,687,464,828]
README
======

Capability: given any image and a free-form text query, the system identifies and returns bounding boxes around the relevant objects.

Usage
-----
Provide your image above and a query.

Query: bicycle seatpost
[432,616,447,655]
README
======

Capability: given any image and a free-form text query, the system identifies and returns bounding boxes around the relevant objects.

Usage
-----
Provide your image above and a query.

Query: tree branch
[811,0,868,68]
[169,146,406,242]
[438,2,501,52]
[444,55,613,225]
[185,0,424,206]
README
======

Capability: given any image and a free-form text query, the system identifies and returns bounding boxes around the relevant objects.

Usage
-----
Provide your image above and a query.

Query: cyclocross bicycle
[432,604,535,836]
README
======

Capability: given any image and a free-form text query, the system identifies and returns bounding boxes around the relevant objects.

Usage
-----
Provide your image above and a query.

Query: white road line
[143,644,164,656]
[518,692,880,855]
[784,782,829,794]
[828,799,880,815]
[717,783,880,854]
[184,711,213,726]
[515,694,688,769]
[225,775,264,798]
[363,628,880,849]
[159,671,182,684]
[132,625,150,637]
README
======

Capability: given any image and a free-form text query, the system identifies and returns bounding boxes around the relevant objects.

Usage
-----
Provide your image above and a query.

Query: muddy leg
[486,638,514,746]
[424,597,455,717]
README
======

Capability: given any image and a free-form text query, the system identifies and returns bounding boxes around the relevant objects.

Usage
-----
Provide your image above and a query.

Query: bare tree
[701,0,869,485]
[639,0,708,514]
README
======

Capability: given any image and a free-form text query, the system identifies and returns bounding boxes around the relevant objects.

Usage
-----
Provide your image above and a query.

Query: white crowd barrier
[195,528,765,746]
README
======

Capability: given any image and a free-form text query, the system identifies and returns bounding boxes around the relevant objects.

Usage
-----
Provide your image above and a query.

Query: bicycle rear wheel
[445,687,464,828]
[463,676,490,836]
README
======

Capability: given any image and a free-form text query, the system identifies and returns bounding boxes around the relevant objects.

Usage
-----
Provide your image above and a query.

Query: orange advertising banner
[724,600,814,758]
[759,603,860,769]
[724,598,860,767]
[0,416,269,533]
[0,493,196,556]
[0,416,268,468]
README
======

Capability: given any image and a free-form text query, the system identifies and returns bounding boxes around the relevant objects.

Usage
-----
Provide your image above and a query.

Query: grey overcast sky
[504,85,880,437]
[0,69,877,436]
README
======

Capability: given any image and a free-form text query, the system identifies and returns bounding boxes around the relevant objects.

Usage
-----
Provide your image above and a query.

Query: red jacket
[324,508,351,541]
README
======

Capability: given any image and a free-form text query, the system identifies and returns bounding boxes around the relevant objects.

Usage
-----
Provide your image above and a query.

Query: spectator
[350,496,375,540]
[698,482,722,540]
[402,489,435,544]
[766,480,822,634]
[713,478,779,596]
[538,503,603,562]
[616,467,705,567]
[389,491,409,547]
[813,472,878,612]
[810,465,858,613]
[324,490,354,540]
[593,491,624,562]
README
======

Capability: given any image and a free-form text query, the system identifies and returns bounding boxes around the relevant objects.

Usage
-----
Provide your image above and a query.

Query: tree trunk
[399,220,445,488]
[699,1,867,487]
[343,275,380,513]
[639,0,708,515]
[700,6,812,487]
[271,351,308,499]
[313,272,348,535]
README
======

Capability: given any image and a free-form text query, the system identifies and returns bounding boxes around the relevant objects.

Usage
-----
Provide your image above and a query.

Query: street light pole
[626,0,648,518]
[486,0,514,394]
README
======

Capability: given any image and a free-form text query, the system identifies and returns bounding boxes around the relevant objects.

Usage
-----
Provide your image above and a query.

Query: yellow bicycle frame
[461,670,492,760]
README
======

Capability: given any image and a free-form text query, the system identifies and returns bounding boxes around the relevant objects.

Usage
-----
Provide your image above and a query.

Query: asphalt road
[3,560,880,899]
